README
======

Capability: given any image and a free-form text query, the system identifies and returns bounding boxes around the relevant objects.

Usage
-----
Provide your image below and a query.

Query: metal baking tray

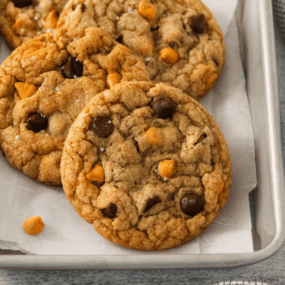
[0,0,285,269]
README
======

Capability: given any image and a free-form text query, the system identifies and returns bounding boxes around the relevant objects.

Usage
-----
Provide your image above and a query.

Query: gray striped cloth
[213,281,270,285]
[273,0,285,35]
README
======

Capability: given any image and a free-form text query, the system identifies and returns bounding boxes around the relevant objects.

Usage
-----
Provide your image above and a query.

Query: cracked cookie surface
[57,0,226,101]
[60,81,232,250]
[0,27,150,185]
[0,0,69,50]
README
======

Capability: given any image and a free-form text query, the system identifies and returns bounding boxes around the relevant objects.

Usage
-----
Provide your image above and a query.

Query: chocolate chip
[90,116,114,138]
[194,133,207,146]
[115,35,123,44]
[12,0,33,8]
[81,4,86,12]
[25,113,48,133]
[62,57,83,79]
[102,203,117,219]
[188,14,206,34]
[144,196,161,213]
[180,192,205,216]
[153,97,176,119]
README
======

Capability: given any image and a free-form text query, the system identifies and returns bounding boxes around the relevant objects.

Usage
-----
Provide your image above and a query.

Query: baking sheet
[0,0,282,266]
[0,0,257,255]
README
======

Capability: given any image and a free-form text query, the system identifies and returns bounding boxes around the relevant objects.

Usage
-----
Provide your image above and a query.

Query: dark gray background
[0,1,285,284]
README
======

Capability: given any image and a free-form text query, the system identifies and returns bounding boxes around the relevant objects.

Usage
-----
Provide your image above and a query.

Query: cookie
[0,27,150,185]
[60,81,232,250]
[0,0,68,50]
[57,0,226,101]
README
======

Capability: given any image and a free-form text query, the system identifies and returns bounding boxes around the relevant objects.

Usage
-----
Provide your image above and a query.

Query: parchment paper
[0,0,257,255]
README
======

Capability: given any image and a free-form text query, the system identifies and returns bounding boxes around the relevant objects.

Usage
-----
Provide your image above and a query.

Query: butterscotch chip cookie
[60,81,232,250]
[57,0,226,101]
[0,0,69,50]
[0,27,150,185]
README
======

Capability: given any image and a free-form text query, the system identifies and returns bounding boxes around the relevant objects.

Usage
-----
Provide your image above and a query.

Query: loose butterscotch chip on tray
[23,216,45,236]
[60,81,232,251]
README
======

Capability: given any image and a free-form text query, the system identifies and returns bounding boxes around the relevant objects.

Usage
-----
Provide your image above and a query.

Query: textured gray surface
[273,0,285,39]
[0,2,285,285]
[276,13,285,163]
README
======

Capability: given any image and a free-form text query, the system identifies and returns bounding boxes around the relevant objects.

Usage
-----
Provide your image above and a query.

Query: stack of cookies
[0,0,232,250]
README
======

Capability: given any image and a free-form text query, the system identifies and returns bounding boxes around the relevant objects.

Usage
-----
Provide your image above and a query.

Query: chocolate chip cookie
[57,0,226,101]
[0,0,68,50]
[0,27,150,185]
[60,81,232,250]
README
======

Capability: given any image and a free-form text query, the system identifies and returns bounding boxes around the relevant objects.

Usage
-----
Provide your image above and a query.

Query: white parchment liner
[0,0,257,254]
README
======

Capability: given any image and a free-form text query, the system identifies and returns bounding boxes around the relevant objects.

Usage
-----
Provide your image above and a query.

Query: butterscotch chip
[0,27,150,186]
[60,81,232,251]
[86,164,105,184]
[138,1,156,21]
[159,48,179,64]
[14,82,37,99]
[158,159,178,179]
[57,0,226,101]
[22,216,45,235]
[145,127,163,145]
[106,73,122,88]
